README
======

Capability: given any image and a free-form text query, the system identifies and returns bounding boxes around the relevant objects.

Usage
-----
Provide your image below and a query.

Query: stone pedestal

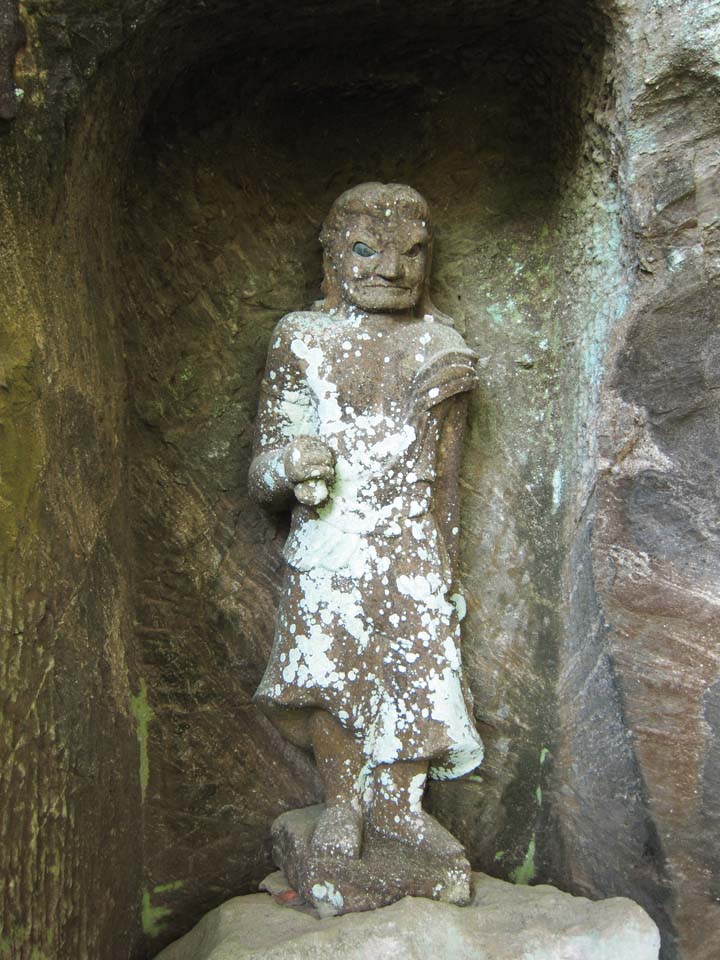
[154,872,661,960]
[270,804,470,916]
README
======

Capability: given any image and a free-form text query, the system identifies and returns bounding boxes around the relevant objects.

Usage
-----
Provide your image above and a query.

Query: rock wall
[0,2,718,959]
[0,3,143,955]
[555,4,720,958]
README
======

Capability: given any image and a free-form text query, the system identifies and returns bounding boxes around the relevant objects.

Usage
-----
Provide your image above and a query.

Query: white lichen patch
[408,772,426,813]
[311,881,344,909]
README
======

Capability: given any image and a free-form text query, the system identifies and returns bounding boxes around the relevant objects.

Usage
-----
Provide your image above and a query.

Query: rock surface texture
[0,0,718,959]
[155,874,661,960]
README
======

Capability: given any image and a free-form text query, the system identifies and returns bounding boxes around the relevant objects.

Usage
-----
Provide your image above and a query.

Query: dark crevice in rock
[0,0,24,122]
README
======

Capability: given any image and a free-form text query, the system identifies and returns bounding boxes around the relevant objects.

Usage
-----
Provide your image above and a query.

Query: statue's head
[320,182,433,315]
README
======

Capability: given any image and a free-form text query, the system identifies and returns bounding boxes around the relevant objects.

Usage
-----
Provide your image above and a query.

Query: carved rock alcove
[3,1,719,958]
[119,0,619,950]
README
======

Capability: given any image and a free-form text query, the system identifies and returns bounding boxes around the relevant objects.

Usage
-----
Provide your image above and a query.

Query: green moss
[141,890,172,939]
[130,679,154,802]
[142,881,184,938]
[154,879,184,895]
[510,835,537,885]
[0,927,51,960]
[0,933,17,957]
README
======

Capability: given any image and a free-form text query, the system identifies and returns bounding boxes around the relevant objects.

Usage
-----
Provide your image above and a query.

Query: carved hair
[318,182,456,328]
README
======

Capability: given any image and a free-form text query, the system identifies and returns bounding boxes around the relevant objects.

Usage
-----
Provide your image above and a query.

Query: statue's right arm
[248,318,302,511]
[248,317,334,510]
[248,449,295,511]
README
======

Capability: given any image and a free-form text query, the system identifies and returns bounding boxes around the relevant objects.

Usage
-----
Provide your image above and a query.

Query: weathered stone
[249,183,484,897]
[552,6,720,959]
[155,873,661,960]
[270,805,471,915]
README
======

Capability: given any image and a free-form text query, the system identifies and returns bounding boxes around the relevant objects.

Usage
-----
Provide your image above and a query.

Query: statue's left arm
[432,393,470,575]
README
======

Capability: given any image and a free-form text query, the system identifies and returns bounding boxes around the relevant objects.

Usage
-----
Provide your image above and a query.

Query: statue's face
[334,214,429,313]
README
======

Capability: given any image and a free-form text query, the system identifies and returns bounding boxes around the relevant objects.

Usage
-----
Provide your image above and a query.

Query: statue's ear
[319,249,342,309]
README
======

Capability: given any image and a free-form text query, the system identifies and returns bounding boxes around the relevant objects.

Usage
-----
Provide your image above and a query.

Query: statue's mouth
[364,282,409,290]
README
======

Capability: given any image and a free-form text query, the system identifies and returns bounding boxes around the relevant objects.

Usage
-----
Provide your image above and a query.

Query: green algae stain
[486,303,505,327]
[510,835,537,885]
[0,929,51,960]
[142,881,184,938]
[142,890,171,939]
[0,933,18,958]
[509,750,546,879]
[154,880,184,895]
[130,680,154,802]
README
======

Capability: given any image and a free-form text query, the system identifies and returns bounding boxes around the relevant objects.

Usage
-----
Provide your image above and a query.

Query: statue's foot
[311,803,363,860]
[368,811,465,859]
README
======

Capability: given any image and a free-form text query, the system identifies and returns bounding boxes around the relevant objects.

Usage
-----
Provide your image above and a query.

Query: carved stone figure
[249,182,484,913]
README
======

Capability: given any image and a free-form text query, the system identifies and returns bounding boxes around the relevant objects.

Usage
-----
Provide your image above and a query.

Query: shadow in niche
[119,0,614,952]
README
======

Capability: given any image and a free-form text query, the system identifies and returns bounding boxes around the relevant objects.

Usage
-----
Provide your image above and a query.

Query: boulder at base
[154,872,661,960]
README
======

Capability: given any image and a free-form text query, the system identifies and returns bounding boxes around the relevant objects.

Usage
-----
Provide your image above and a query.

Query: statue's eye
[352,242,376,257]
[407,243,424,257]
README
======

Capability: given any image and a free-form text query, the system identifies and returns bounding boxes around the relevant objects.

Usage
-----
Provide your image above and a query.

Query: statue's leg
[262,705,313,750]
[309,710,365,859]
[367,760,464,858]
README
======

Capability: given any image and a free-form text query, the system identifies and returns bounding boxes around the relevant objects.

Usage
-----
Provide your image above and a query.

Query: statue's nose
[376,249,401,280]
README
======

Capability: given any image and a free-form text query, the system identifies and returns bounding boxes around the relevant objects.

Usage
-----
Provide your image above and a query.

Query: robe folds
[252,310,484,780]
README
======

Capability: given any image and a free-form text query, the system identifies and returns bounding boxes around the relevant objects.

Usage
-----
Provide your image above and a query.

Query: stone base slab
[155,871,661,960]
[271,803,471,916]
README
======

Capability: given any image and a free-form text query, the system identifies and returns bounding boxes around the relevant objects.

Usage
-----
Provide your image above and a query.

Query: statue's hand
[283,436,335,506]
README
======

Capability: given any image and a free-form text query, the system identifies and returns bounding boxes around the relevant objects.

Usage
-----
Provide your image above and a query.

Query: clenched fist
[283,436,336,506]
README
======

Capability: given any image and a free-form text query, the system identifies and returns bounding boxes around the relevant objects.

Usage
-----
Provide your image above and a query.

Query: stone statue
[249,182,484,913]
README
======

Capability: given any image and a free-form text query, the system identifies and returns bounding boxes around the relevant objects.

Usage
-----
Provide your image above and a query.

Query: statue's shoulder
[271,311,332,343]
[421,317,473,352]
